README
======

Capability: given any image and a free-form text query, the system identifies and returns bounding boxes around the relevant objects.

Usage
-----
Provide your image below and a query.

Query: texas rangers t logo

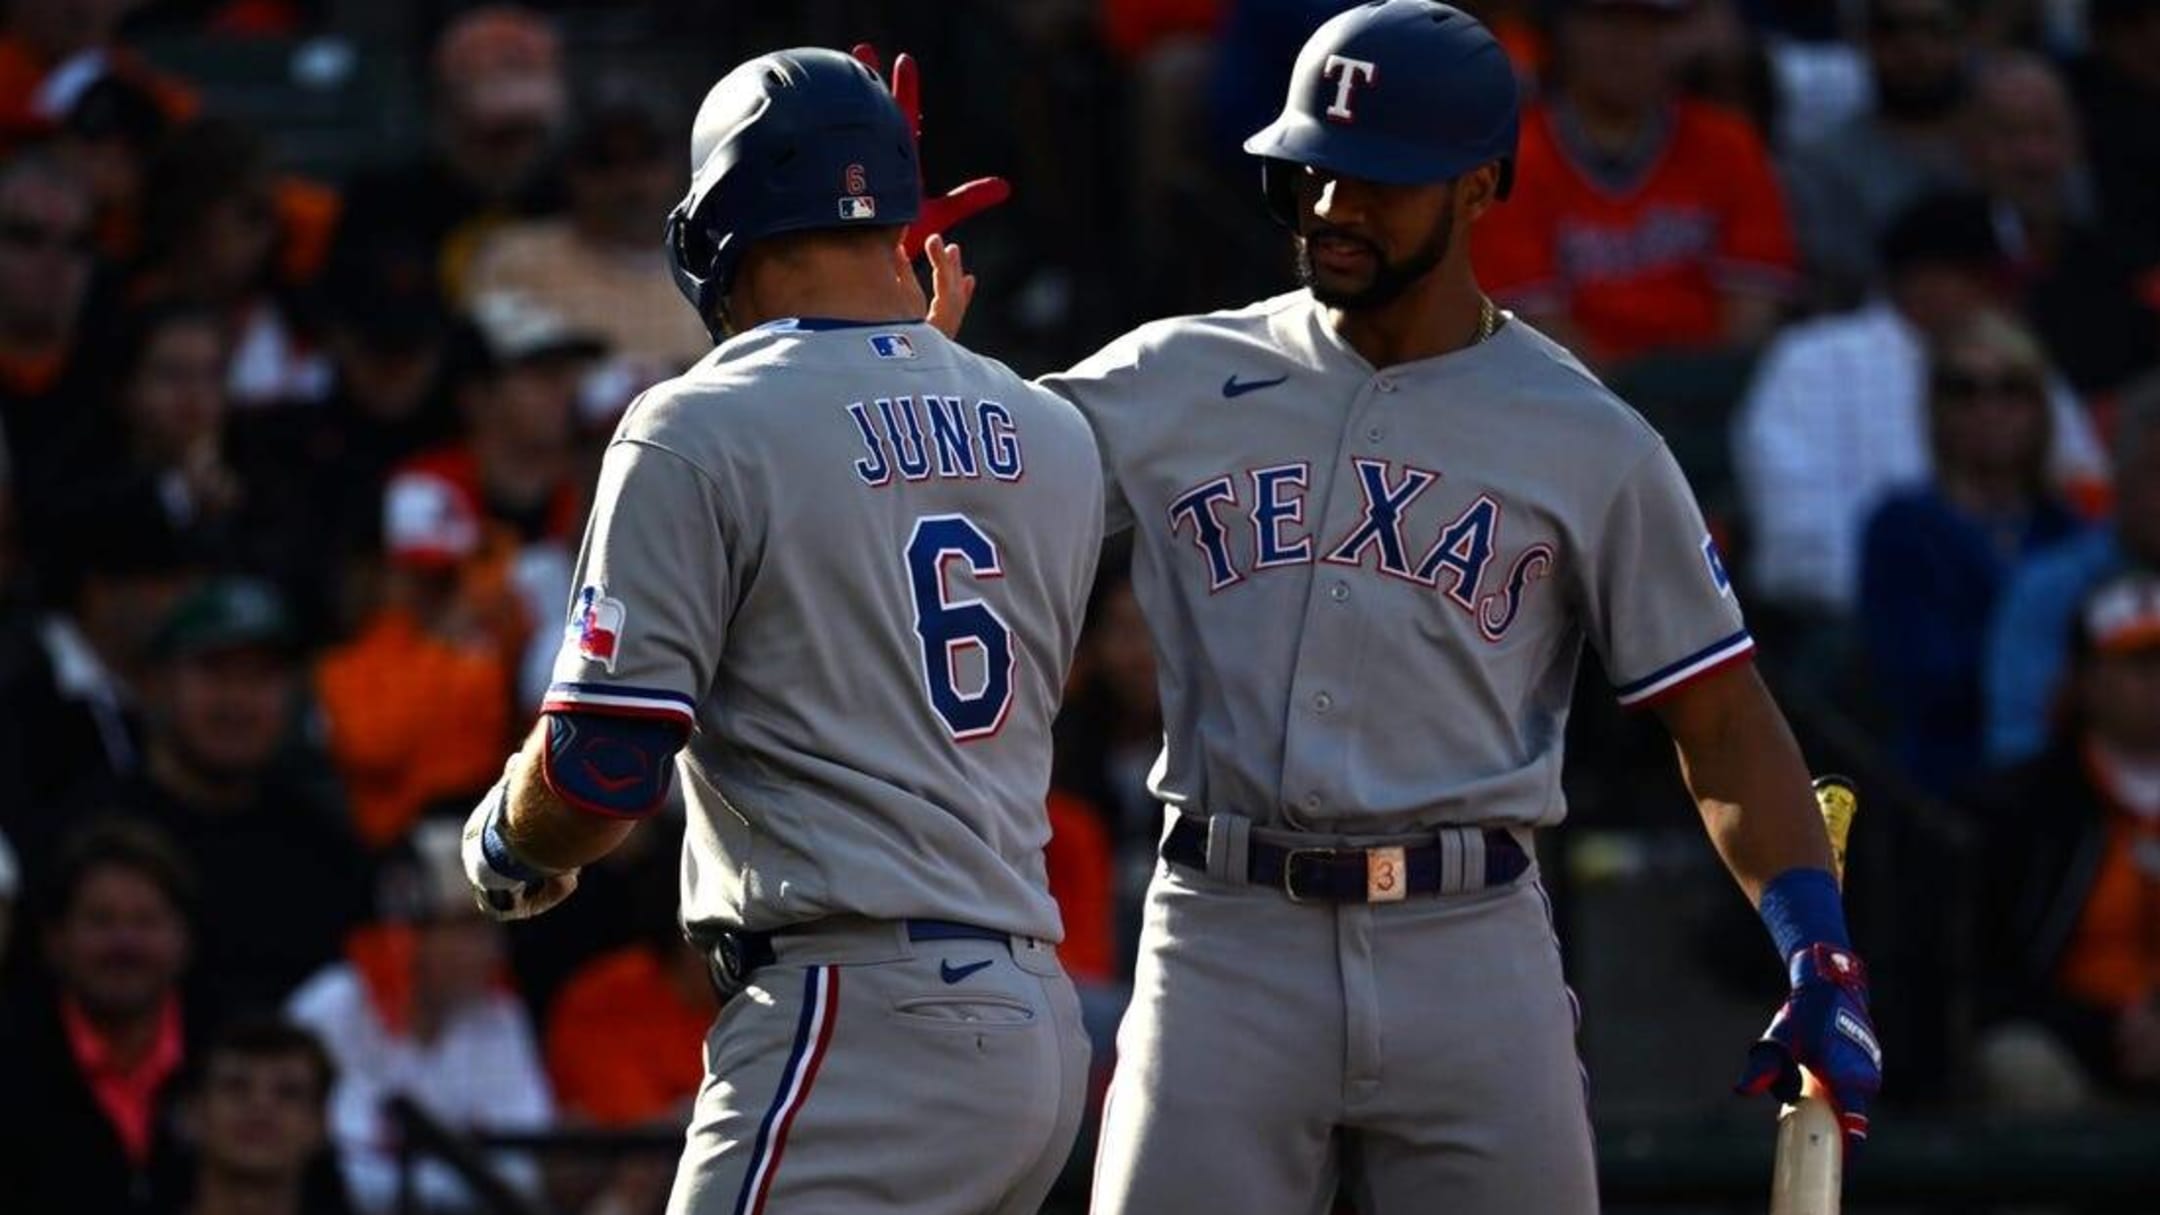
[1321,54,1378,122]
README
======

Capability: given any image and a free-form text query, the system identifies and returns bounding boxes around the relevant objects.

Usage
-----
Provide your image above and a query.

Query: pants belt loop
[1459,827,1488,893]
[1434,827,1463,895]
[1205,813,1251,884]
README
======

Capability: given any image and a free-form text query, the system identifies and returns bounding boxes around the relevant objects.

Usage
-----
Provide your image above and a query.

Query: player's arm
[463,436,726,919]
[1652,662,1828,902]
[1656,667,1882,1145]
[461,710,684,918]
[1592,441,1880,1143]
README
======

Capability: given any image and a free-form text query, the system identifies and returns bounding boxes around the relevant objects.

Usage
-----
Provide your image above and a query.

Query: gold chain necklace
[1473,296,1499,345]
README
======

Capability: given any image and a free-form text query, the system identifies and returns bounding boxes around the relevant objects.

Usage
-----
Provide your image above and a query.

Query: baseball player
[458,49,1099,1215]
[929,3,1884,1210]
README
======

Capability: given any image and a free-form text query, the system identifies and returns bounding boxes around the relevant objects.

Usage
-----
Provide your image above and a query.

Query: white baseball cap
[469,291,607,366]
[382,471,482,570]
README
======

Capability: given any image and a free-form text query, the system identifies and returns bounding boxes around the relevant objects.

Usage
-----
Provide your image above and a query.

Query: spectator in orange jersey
[542,867,709,1215]
[1472,0,1798,367]
[544,895,713,1129]
[0,819,198,1215]
[316,474,512,852]
[1045,789,1117,986]
[385,291,602,711]
[1976,571,2160,1105]
[0,0,198,154]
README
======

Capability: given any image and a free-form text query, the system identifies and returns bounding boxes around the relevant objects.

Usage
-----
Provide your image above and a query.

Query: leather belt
[1161,814,1529,902]
[708,918,1006,996]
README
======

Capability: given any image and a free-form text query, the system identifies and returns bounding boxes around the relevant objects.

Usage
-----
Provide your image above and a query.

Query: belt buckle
[1281,847,1338,903]
[1366,845,1407,902]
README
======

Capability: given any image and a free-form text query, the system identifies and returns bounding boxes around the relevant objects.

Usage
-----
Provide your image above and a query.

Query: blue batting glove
[1734,943,1883,1149]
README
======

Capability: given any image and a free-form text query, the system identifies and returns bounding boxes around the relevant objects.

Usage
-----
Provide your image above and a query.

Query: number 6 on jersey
[905,514,1016,740]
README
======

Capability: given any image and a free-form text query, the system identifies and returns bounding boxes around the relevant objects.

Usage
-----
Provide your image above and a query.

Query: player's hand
[460,778,579,921]
[1734,943,1883,1150]
[924,233,975,338]
[851,42,1012,261]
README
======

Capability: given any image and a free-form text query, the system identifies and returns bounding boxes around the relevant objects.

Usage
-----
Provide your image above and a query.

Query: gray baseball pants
[667,918,1090,1215]
[1091,832,1599,1214]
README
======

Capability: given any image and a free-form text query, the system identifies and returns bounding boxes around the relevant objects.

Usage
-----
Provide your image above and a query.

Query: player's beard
[1296,207,1455,311]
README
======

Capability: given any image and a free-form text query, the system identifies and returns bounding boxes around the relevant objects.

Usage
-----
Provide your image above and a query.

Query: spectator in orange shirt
[1045,789,1117,987]
[1976,571,2160,1106]
[387,291,603,711]
[316,473,513,852]
[542,870,710,1215]
[0,818,199,1214]
[1472,0,1798,367]
[544,893,713,1130]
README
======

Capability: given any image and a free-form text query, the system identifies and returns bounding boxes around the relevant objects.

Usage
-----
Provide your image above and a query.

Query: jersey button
[1366,426,1385,442]
[1329,581,1350,602]
[1312,692,1334,714]
[1304,793,1323,811]
[1375,377,1397,393]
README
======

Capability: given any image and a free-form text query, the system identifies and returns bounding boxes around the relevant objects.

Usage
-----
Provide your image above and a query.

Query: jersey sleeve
[543,439,732,728]
[1581,441,1754,708]
[1039,342,1142,537]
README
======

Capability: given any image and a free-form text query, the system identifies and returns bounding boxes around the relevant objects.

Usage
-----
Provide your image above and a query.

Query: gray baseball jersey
[1041,291,1751,833]
[546,319,1103,941]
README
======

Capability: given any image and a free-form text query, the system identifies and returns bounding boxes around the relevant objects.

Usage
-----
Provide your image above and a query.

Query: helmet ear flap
[665,201,727,340]
[1260,159,1300,229]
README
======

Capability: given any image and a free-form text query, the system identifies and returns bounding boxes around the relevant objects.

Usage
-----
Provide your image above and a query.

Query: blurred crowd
[0,0,2154,1212]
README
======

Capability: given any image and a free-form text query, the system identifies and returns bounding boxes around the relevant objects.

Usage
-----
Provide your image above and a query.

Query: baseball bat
[1768,775,1859,1215]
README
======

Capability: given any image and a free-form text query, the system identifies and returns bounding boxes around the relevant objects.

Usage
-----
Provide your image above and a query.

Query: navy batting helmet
[1243,0,1519,225]
[665,48,921,331]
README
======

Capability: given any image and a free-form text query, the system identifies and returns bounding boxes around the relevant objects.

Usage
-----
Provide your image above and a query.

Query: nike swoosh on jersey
[939,958,994,984]
[1222,373,1289,398]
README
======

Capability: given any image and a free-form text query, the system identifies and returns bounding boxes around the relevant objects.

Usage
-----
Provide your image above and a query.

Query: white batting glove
[461,777,580,921]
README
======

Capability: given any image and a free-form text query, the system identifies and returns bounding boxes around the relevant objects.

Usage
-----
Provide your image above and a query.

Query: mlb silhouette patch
[869,333,917,359]
[571,585,626,672]
[838,196,877,220]
[1701,534,1733,597]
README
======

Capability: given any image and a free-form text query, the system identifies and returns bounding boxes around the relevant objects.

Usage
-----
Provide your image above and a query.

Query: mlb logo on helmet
[869,333,917,359]
[839,160,876,219]
[570,585,626,671]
